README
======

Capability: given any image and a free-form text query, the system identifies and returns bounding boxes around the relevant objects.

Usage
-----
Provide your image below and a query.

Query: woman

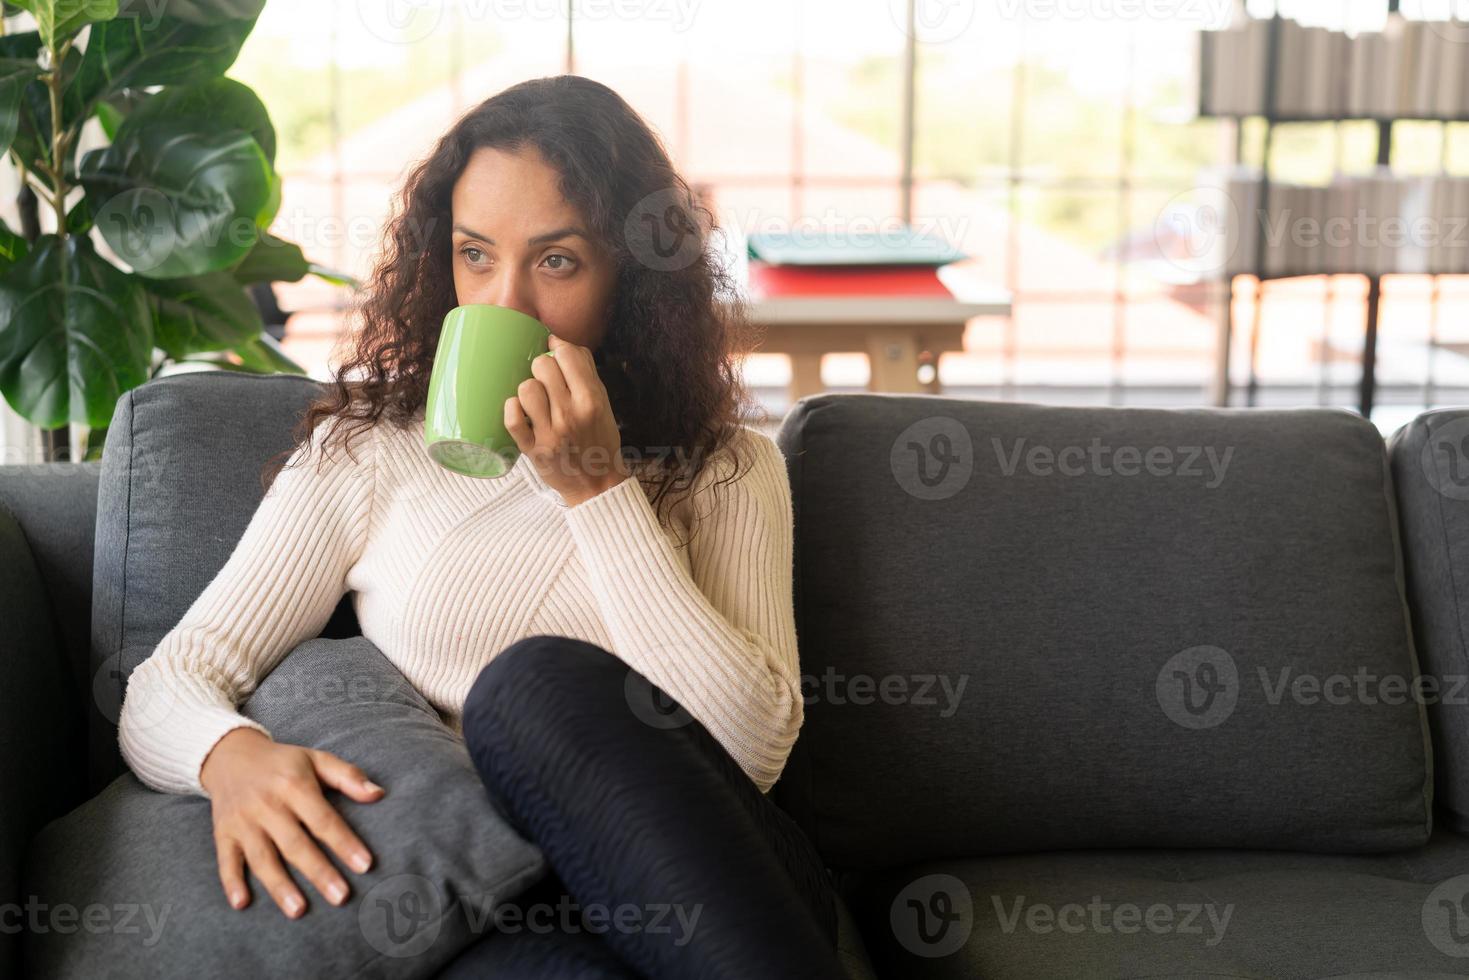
[117,75,846,978]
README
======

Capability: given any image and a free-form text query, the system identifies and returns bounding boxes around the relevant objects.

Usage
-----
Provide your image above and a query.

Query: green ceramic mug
[424,304,551,478]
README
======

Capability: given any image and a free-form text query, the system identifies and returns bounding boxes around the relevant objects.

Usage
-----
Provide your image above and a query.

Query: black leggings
[441,634,847,979]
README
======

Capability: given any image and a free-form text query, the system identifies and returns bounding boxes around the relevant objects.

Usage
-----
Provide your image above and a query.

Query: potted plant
[0,0,354,462]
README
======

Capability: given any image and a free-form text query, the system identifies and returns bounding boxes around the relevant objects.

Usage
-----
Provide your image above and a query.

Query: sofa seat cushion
[842,827,1469,979]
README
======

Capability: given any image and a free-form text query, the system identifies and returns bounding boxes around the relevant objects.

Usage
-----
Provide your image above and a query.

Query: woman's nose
[478,269,537,321]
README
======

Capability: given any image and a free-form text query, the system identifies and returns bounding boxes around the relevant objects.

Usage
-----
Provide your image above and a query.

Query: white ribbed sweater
[117,410,804,798]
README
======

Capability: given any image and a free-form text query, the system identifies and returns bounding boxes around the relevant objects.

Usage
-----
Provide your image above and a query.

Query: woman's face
[449,145,617,350]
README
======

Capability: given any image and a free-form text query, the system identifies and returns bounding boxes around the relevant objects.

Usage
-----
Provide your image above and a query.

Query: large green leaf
[228,329,304,374]
[140,268,262,357]
[115,77,274,164]
[9,0,117,48]
[93,87,149,138]
[115,0,265,24]
[79,117,273,278]
[12,76,56,173]
[18,21,251,185]
[64,195,91,233]
[229,232,361,289]
[0,233,153,428]
[0,218,29,270]
[81,421,105,460]
[0,30,42,60]
[93,94,123,136]
[0,57,42,158]
[66,12,257,120]
[307,263,360,290]
[229,230,307,284]
[255,166,278,225]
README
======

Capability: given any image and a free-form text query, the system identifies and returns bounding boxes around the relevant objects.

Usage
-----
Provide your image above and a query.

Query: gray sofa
[4,370,1469,977]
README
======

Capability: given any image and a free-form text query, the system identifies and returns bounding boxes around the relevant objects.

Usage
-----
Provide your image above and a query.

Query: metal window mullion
[566,0,575,73]
[1111,25,1139,405]
[1004,16,1027,400]
[330,0,345,281]
[900,0,916,225]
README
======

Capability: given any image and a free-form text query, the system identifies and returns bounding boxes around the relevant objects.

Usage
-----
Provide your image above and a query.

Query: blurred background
[5,0,1469,457]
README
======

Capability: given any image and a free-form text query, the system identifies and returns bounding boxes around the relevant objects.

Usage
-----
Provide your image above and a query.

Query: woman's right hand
[199,727,385,918]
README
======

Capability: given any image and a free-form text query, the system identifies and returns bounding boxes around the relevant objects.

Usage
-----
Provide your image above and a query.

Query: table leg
[866,330,922,393]
[789,353,825,402]
[922,351,944,394]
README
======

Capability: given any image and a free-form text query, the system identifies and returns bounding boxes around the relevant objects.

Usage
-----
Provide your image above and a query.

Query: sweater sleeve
[118,418,377,798]
[560,427,803,793]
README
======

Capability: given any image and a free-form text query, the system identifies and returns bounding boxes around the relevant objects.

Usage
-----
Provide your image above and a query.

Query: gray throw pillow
[22,636,547,979]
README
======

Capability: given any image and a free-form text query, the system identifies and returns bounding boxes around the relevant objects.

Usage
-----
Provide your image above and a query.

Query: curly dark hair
[261,74,762,547]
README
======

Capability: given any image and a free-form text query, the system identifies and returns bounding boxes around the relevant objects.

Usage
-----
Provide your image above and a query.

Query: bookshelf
[1196,0,1466,416]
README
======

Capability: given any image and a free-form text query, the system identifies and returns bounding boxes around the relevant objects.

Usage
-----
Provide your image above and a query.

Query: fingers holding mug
[504,394,535,453]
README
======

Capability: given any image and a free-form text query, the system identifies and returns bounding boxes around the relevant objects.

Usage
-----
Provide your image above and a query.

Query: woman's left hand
[505,333,631,507]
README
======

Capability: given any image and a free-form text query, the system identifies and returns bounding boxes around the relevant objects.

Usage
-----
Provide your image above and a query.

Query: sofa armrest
[0,503,80,976]
[1389,411,1469,833]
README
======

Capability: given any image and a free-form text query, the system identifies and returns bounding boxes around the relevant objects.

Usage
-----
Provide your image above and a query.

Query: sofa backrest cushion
[775,394,1431,869]
[1389,408,1469,834]
[91,373,360,787]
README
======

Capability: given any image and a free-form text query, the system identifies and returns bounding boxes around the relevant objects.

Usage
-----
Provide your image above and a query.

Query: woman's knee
[462,634,711,770]
[463,634,627,732]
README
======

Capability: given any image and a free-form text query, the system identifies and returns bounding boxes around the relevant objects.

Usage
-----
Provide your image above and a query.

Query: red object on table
[744,260,955,299]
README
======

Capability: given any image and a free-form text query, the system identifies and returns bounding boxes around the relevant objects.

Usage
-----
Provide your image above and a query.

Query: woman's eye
[461,246,485,265]
[544,253,576,272]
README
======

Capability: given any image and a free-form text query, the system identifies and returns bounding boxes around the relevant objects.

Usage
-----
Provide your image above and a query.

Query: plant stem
[44,37,73,239]
[42,35,75,463]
